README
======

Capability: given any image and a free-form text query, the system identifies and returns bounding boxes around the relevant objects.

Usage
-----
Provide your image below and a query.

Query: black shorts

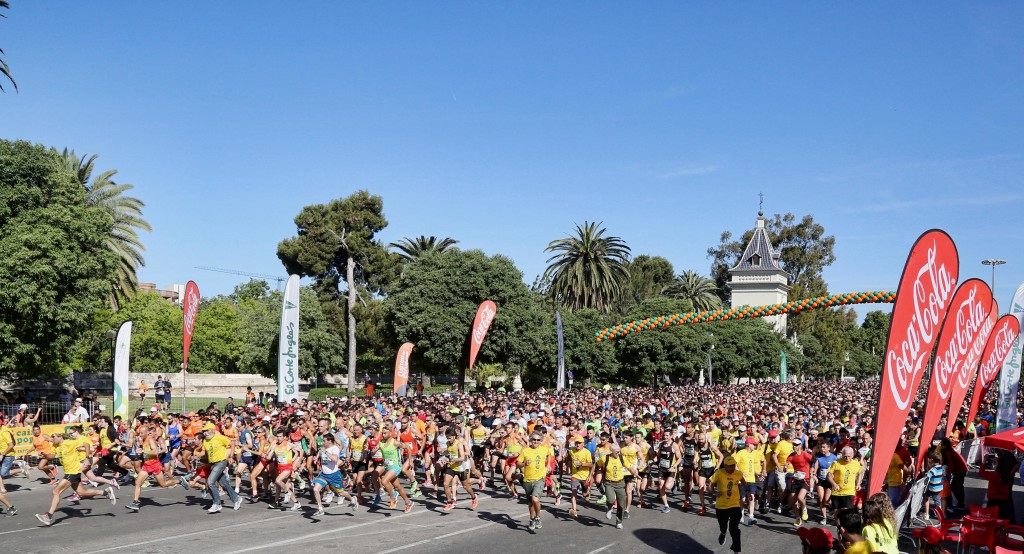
[66,473,82,486]
[471,445,486,459]
[624,474,635,484]
[445,468,469,481]
[659,469,676,480]
[352,461,368,473]
[790,478,809,492]
[699,468,715,479]
[817,479,833,490]
[832,495,854,510]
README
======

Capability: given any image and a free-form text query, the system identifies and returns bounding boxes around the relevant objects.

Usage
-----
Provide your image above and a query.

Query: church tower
[728,208,790,335]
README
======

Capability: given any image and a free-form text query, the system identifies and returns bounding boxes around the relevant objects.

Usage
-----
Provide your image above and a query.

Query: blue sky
[3,3,1023,316]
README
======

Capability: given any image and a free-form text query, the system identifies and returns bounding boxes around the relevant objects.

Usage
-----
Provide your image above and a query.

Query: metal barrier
[0,399,103,425]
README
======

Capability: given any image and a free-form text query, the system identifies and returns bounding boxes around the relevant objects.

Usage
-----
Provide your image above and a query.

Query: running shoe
[372,492,382,506]
[698,508,706,515]
[683,500,690,509]
[337,495,346,506]
[412,489,422,498]
[177,476,189,490]
[404,501,413,514]
[661,505,671,514]
[747,516,758,526]
[35,513,53,526]
[349,500,358,511]
[323,492,335,504]
[267,501,278,509]
[792,517,802,528]
[233,498,243,511]
[6,505,16,517]
[201,488,209,500]
[125,501,140,511]
[535,517,542,530]
[208,503,223,513]
[67,493,81,503]
[314,508,325,517]
[606,509,614,520]
[290,502,302,512]
[820,517,827,525]
[554,496,561,507]
[283,492,293,504]
[388,498,397,510]
[569,508,578,518]
[616,523,623,529]
[105,487,116,505]
[410,482,419,495]
[624,509,631,520]
[599,495,607,504]
[48,478,58,485]
[471,497,478,510]
[528,518,536,530]
[801,508,808,521]
[718,533,726,545]
[443,502,455,512]
[111,479,120,491]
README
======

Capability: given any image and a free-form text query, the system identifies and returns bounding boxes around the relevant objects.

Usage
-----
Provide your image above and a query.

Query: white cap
[150,407,158,412]
[262,416,272,421]
[18,404,27,410]
[246,403,254,408]
[539,411,545,416]
[296,411,306,416]
[75,398,83,402]
[97,405,106,411]
[492,419,504,428]
[270,411,278,416]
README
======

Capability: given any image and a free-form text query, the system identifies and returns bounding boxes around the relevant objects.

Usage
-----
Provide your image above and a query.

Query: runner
[124,424,183,512]
[655,429,682,513]
[31,424,58,484]
[710,455,744,554]
[441,427,478,511]
[193,422,241,513]
[694,430,724,515]
[732,436,765,525]
[600,443,627,529]
[565,435,592,518]
[812,442,837,524]
[34,426,115,526]
[376,422,414,513]
[309,433,357,516]
[786,438,813,527]
[827,446,861,515]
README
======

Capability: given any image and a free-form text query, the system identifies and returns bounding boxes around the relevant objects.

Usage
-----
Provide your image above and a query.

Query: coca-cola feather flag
[945,302,997,437]
[468,300,497,370]
[182,280,200,371]
[965,314,1021,426]
[916,278,991,470]
[394,342,414,397]
[869,230,958,497]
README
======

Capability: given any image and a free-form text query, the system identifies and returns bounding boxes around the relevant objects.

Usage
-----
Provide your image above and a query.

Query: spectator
[138,379,148,403]
[796,527,833,554]
[154,376,167,409]
[979,449,1018,521]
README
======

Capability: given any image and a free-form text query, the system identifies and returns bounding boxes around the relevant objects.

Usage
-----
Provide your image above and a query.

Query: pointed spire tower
[728,200,790,335]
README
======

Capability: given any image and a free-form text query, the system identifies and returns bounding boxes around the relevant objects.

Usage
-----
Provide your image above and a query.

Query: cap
[75,398,83,402]
[796,527,833,549]
[538,411,545,416]
[768,429,779,438]
[296,411,305,416]
[492,419,503,428]
[246,403,254,408]
[262,416,272,422]
[202,423,217,432]
[570,436,584,444]
[150,407,158,412]
[19,403,28,410]
[270,411,279,416]
[912,526,942,545]
[745,437,758,446]
[738,425,747,432]
[792,438,803,446]
[723,456,736,465]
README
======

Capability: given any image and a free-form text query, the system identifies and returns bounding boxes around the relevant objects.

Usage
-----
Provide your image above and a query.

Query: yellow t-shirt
[602,454,626,483]
[0,428,14,455]
[58,438,87,475]
[732,448,765,482]
[886,453,905,487]
[517,446,549,482]
[569,447,593,480]
[471,427,487,446]
[350,436,366,461]
[621,444,639,470]
[710,468,743,509]
[863,521,899,554]
[844,542,872,554]
[773,440,793,470]
[203,433,231,463]
[708,428,723,447]
[764,442,779,470]
[831,459,861,497]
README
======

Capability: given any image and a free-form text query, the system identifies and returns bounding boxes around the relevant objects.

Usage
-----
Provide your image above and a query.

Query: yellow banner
[10,424,80,457]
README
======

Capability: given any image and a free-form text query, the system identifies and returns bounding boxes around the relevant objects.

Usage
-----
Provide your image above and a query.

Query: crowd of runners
[0,380,1006,553]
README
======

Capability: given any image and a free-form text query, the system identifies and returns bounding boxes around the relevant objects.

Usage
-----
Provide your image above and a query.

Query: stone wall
[3,372,356,399]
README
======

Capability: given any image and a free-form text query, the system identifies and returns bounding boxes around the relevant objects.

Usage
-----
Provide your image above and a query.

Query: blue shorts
[0,456,14,478]
[313,471,345,491]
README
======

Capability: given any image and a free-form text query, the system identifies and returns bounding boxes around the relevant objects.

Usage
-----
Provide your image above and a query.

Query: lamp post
[707,332,715,386]
[982,259,1006,295]
[841,351,849,382]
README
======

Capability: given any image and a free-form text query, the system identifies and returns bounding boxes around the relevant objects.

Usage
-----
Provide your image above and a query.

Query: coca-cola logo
[958,311,996,388]
[886,238,957,411]
[980,317,1021,384]
[472,305,495,345]
[183,288,200,335]
[397,348,410,379]
[933,284,988,399]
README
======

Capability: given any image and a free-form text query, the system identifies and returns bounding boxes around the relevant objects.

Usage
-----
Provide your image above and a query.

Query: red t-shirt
[787,451,814,483]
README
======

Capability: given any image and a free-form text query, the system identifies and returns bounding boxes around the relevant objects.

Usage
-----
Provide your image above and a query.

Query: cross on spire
[758,192,764,217]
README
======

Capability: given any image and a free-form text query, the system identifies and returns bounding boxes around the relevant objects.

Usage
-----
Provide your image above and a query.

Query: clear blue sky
[3,3,1023,315]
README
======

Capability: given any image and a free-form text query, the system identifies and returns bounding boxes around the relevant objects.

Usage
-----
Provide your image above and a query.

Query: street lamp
[982,259,1006,294]
[707,332,715,386]
[841,351,849,382]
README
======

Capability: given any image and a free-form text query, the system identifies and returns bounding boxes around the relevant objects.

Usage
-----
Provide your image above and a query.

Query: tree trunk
[346,256,357,392]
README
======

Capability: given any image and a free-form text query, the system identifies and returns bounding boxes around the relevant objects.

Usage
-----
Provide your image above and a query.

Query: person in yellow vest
[828,446,862,513]
[517,433,552,530]
[732,436,766,525]
[195,422,241,513]
[601,443,628,529]
[34,426,114,526]
[711,455,745,553]
[566,436,593,518]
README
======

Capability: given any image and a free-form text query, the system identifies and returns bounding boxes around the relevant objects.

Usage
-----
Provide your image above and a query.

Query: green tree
[559,309,618,385]
[0,141,118,379]
[384,249,550,385]
[389,235,459,262]
[666,270,722,312]
[77,292,181,374]
[57,149,152,308]
[614,297,703,386]
[278,191,395,391]
[0,1,15,92]
[543,221,631,313]
[186,298,241,373]
[617,255,675,314]
[704,319,791,383]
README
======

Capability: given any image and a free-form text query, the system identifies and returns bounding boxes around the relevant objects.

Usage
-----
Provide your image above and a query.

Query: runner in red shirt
[786,438,814,527]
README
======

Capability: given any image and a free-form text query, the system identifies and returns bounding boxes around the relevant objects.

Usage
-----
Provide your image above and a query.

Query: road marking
[80,514,294,553]
[376,539,432,554]
[375,521,498,553]
[585,544,617,554]
[232,509,431,553]
[0,522,67,535]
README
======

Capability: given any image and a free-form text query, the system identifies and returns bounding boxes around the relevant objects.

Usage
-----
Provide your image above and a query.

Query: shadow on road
[632,528,714,553]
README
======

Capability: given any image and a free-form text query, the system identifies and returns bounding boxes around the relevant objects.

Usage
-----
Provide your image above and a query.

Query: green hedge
[306,386,450,402]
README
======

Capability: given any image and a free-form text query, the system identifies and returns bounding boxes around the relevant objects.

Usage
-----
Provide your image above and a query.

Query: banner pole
[181,363,186,413]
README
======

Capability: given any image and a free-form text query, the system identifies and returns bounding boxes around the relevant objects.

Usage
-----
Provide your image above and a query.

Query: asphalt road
[0,473,994,554]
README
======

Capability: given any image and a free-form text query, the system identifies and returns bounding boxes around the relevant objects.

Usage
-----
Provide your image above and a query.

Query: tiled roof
[730,217,784,272]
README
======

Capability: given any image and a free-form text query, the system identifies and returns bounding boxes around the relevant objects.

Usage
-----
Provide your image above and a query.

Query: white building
[727,211,790,335]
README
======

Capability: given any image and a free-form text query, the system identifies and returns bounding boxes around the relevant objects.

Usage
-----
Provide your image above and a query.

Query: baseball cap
[745,437,758,446]
[723,456,736,465]
[19,403,28,410]
[262,416,272,422]
[570,436,584,444]
[150,407,158,412]
[912,526,942,545]
[75,398,83,402]
[792,438,803,446]
[768,429,779,438]
[202,423,217,431]
[246,403,254,408]
[796,527,833,549]
[296,411,305,416]
[738,425,747,432]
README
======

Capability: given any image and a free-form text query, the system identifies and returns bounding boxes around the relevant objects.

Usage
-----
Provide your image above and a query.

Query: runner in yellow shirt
[828,447,862,512]
[732,436,766,525]
[517,433,552,531]
[710,456,744,553]
[566,436,593,518]
[35,426,114,526]
[601,443,628,529]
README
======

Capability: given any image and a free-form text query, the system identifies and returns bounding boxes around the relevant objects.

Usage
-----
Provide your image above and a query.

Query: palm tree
[0,1,15,92]
[543,221,631,313]
[58,149,151,307]
[666,270,722,312]
[389,235,459,262]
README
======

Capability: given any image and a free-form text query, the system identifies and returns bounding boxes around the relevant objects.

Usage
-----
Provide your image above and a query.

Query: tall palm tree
[389,235,459,262]
[666,270,722,312]
[58,149,151,307]
[543,221,631,313]
[0,1,15,92]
